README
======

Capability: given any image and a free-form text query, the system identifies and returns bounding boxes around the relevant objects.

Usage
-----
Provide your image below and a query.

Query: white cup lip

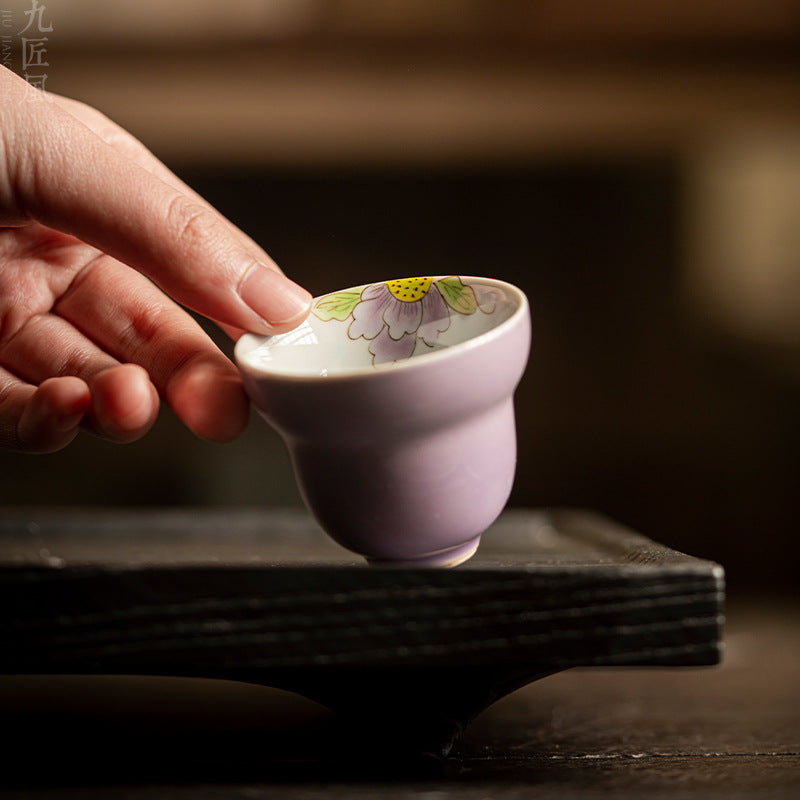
[235,276,529,383]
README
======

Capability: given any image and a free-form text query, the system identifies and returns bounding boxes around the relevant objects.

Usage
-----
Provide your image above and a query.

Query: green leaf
[435,277,477,315]
[312,290,362,321]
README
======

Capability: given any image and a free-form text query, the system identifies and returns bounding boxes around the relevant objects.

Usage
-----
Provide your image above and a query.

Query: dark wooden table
[0,508,796,797]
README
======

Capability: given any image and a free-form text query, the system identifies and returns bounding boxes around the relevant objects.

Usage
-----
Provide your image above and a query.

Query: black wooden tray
[0,507,724,756]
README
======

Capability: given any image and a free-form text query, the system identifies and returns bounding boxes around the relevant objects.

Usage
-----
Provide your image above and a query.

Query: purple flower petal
[361,282,389,302]
[383,296,423,340]
[417,285,451,346]
[348,284,392,340]
[474,284,505,314]
[368,328,417,364]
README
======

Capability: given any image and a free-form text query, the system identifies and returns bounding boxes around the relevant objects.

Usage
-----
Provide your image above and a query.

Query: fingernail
[114,368,157,433]
[239,263,311,329]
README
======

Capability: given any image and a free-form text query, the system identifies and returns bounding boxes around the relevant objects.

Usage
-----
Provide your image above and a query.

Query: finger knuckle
[164,194,214,256]
[103,127,150,163]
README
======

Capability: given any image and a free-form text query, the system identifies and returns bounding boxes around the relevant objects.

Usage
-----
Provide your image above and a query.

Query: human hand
[0,67,311,453]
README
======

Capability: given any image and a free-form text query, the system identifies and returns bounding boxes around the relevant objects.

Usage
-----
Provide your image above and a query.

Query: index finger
[1,71,311,336]
[49,93,269,274]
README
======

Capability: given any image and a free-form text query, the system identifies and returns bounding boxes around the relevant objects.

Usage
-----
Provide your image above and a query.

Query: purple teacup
[234,276,531,566]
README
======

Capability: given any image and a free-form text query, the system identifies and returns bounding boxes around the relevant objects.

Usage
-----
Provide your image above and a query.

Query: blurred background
[1,0,799,592]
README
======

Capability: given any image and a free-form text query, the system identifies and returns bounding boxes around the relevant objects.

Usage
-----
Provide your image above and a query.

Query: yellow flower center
[386,277,434,303]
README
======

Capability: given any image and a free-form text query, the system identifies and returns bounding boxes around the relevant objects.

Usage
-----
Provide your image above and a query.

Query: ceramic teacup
[234,276,531,566]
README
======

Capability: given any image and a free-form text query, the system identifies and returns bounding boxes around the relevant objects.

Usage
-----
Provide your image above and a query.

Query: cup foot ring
[366,535,481,568]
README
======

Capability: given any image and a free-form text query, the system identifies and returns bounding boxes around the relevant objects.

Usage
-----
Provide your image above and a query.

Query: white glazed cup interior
[235,276,526,378]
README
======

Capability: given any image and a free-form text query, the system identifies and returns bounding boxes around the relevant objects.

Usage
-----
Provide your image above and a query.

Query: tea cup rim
[234,275,529,382]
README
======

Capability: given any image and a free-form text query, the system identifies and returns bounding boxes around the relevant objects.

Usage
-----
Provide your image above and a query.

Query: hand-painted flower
[312,276,483,365]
